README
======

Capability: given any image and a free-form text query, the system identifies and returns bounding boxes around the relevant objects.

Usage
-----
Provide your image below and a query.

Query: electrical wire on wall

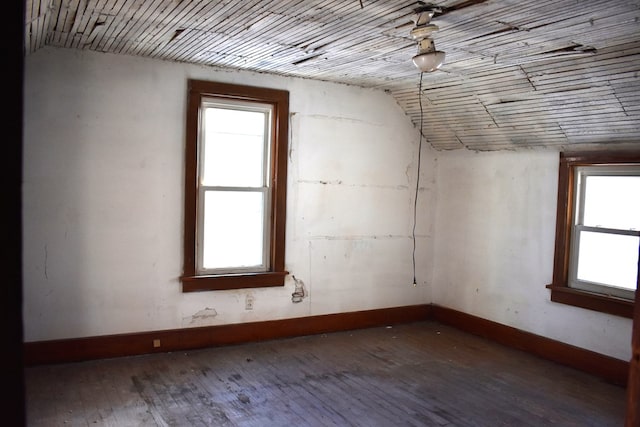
[412,71,424,286]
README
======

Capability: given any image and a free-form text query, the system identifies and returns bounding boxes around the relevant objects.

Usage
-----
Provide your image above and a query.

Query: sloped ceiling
[24,0,640,151]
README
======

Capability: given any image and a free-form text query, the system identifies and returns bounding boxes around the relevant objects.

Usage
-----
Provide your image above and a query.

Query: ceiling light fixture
[410,6,445,72]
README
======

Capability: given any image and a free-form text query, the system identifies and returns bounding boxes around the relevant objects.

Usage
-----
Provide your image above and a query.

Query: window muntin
[197,100,273,274]
[568,166,640,299]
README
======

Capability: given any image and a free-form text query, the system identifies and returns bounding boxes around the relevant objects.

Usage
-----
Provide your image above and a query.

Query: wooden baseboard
[431,305,630,387]
[23,303,630,387]
[23,304,432,366]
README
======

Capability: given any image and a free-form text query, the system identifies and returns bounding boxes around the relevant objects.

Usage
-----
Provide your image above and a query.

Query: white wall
[22,47,435,342]
[431,149,633,361]
[23,47,630,363]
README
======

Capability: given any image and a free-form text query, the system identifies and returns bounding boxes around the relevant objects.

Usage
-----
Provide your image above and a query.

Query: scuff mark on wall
[291,275,307,303]
[405,161,412,183]
[298,179,406,190]
[186,307,218,325]
[307,235,405,241]
[303,114,384,127]
[289,112,297,162]
[44,244,48,280]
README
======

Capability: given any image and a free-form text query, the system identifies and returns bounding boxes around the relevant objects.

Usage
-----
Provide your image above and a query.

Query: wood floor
[25,321,626,426]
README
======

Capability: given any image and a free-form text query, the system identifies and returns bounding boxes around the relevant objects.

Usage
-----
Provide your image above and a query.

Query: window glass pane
[202,108,266,187]
[583,175,640,230]
[576,231,639,290]
[202,191,265,270]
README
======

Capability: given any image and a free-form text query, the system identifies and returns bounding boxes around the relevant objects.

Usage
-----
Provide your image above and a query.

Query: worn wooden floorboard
[25,321,626,426]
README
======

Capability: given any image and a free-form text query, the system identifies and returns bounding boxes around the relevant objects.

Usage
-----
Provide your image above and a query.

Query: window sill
[182,271,288,292]
[546,284,634,318]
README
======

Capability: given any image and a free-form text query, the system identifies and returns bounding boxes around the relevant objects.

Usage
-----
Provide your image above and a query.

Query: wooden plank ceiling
[24,0,640,151]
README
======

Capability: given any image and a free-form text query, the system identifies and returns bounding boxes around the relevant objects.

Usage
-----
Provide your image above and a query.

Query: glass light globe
[412,51,446,72]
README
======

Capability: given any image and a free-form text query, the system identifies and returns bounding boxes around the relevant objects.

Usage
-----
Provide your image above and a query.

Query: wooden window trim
[546,150,640,318]
[181,80,289,292]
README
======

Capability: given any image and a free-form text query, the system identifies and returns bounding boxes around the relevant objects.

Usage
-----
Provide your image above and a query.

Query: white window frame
[196,98,274,275]
[568,165,640,300]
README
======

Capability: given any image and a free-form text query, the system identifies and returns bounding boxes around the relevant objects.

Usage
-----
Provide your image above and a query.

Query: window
[547,151,640,317]
[569,166,640,299]
[181,80,289,292]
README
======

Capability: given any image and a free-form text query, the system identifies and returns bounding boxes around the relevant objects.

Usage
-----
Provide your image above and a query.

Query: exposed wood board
[59,0,86,46]
[496,0,635,30]
[488,110,629,125]
[566,127,640,137]
[129,1,186,51]
[526,50,640,76]
[45,0,64,45]
[568,134,640,143]
[484,86,622,109]
[531,69,639,89]
[241,13,334,55]
[71,0,108,49]
[419,117,498,131]
[523,58,640,84]
[292,1,414,45]
[160,1,310,62]
[263,3,365,53]
[443,1,634,43]
[26,0,48,52]
[418,76,534,99]
[462,135,569,144]
[100,1,146,52]
[127,0,194,56]
[109,0,168,52]
[488,100,626,116]
[464,8,638,55]
[528,64,640,88]
[118,0,183,53]
[25,0,36,51]
[61,0,82,48]
[421,81,535,102]
[531,9,640,47]
[145,2,232,59]
[448,124,567,137]
[86,0,127,51]
[240,1,412,74]
[525,41,640,69]
[461,140,568,151]
[172,13,290,61]
[66,0,93,48]
[68,0,98,48]
[432,0,537,36]
[26,0,33,20]
[167,32,232,64]
[139,0,208,58]
[51,0,78,44]
[421,75,534,96]
[612,78,640,91]
[432,1,604,63]
[22,0,640,151]
[256,6,339,54]
[491,116,633,131]
[437,6,639,68]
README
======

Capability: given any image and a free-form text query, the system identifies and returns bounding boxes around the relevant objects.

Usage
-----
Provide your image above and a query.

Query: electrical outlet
[153,339,161,348]
[245,294,254,310]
